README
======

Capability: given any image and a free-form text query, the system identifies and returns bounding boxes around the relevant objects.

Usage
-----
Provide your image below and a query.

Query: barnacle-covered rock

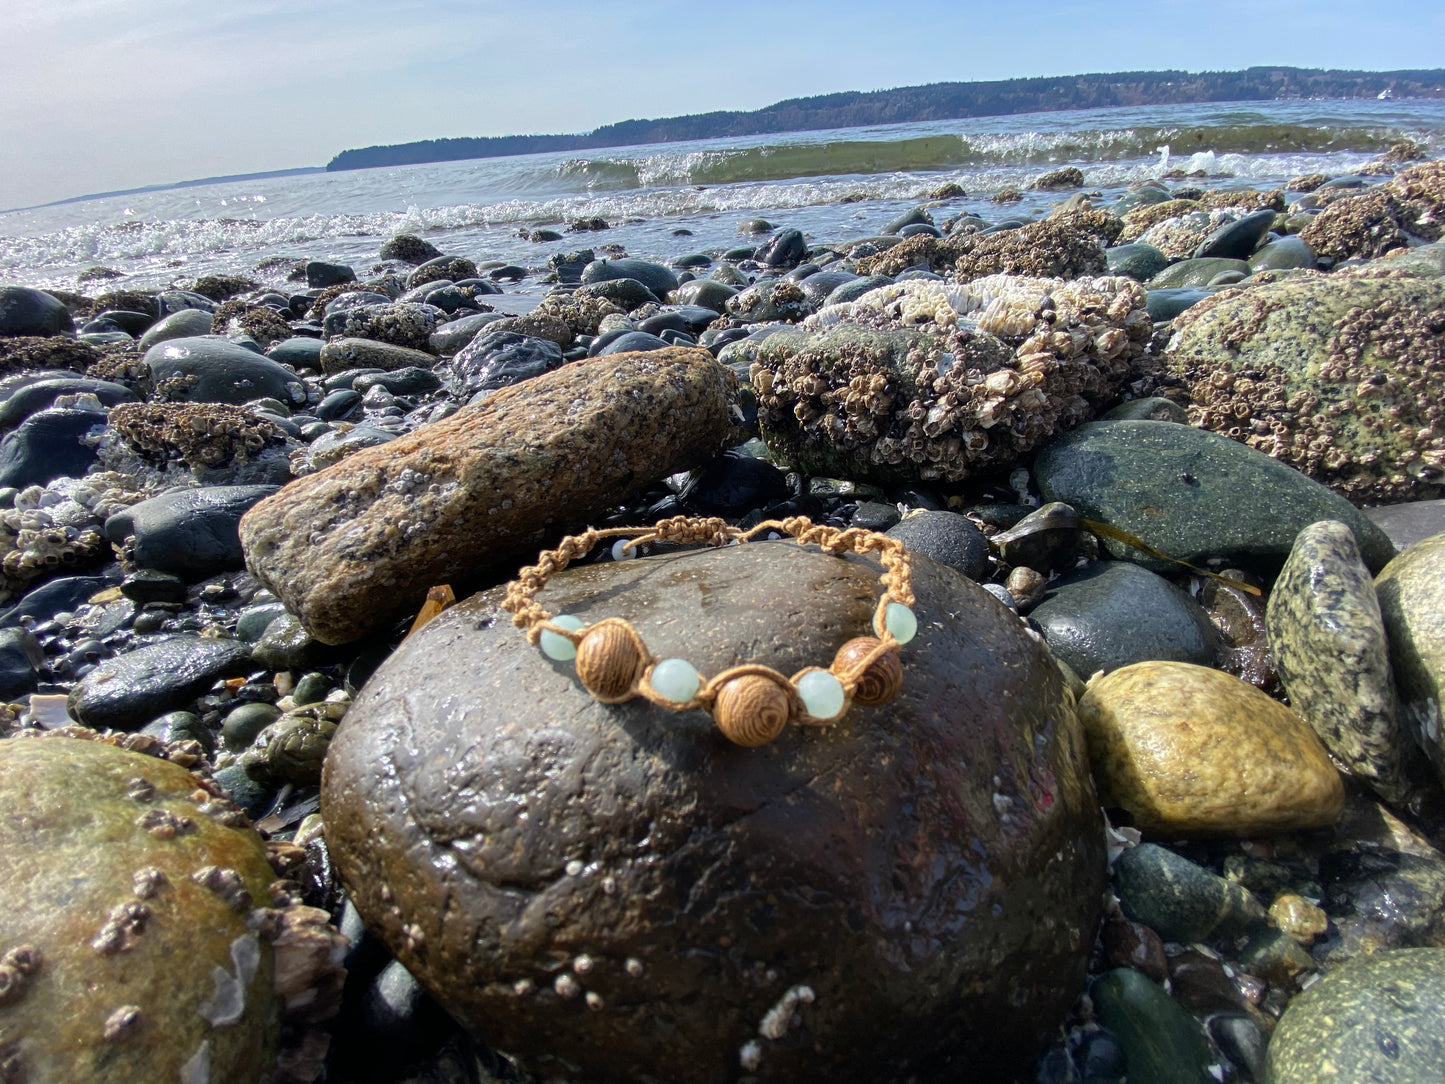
[1198,187,1286,213]
[725,279,814,324]
[1165,273,1445,503]
[752,274,1152,483]
[528,292,626,338]
[210,301,293,350]
[0,731,346,1084]
[855,209,1114,282]
[0,475,142,602]
[0,335,100,376]
[323,302,438,353]
[103,402,294,484]
[1299,161,1445,261]
[1136,208,1254,260]
[191,275,259,302]
[1117,198,1203,243]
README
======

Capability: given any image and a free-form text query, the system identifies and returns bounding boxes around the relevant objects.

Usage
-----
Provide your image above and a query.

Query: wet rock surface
[322,542,1106,1083]
[1375,532,1445,786]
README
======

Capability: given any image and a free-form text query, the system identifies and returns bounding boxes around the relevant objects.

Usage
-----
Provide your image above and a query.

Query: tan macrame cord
[501,516,915,742]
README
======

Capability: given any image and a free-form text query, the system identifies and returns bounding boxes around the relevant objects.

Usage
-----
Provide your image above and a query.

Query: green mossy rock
[0,735,279,1084]
[1375,532,1445,786]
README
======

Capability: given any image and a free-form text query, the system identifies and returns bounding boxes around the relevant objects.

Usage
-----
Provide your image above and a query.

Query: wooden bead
[833,637,902,706]
[576,623,645,702]
[713,675,790,747]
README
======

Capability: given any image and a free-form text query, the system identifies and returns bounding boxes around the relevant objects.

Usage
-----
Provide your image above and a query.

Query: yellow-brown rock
[1078,661,1344,835]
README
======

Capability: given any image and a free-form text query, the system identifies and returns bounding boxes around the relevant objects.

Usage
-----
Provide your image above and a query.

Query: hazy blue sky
[1,0,1442,209]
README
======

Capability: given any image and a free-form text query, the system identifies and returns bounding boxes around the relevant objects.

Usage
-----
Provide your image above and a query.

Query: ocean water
[2,98,1442,297]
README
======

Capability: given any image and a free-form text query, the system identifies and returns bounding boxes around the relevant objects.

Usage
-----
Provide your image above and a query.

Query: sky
[2,0,1443,210]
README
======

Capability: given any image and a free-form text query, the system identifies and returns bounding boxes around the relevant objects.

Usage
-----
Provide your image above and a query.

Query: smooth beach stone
[884,509,991,582]
[884,208,933,235]
[315,388,360,421]
[250,613,345,672]
[1193,208,1277,260]
[1266,520,1418,804]
[428,311,505,355]
[240,348,736,644]
[1365,499,1445,553]
[1375,532,1445,784]
[1247,234,1315,271]
[0,573,116,629]
[265,336,324,368]
[0,376,134,430]
[306,259,355,288]
[318,337,435,375]
[0,285,74,337]
[67,635,253,730]
[1091,969,1218,1084]
[992,501,1086,572]
[0,626,44,700]
[671,279,738,313]
[448,329,563,397]
[794,270,858,306]
[156,289,217,317]
[1101,396,1190,423]
[1077,661,1344,834]
[581,257,679,298]
[94,309,154,336]
[676,448,790,515]
[1034,420,1395,575]
[726,279,814,324]
[240,712,337,786]
[136,306,213,350]
[758,227,808,266]
[222,701,283,751]
[826,274,895,305]
[576,277,660,311]
[1146,257,1251,289]
[1029,561,1219,678]
[235,601,288,643]
[353,366,441,397]
[1145,287,1210,321]
[0,407,104,488]
[1165,274,1445,504]
[103,485,279,580]
[1267,949,1445,1083]
[0,737,283,1084]
[595,330,670,356]
[1104,242,1169,282]
[321,542,1105,1083]
[143,336,305,406]
[1114,844,1268,943]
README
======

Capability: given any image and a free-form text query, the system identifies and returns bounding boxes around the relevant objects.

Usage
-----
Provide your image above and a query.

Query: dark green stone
[1115,843,1267,943]
[1092,968,1217,1084]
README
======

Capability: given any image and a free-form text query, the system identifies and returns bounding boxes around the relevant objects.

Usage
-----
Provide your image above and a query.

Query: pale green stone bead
[883,602,917,644]
[540,614,586,661]
[797,670,845,720]
[651,657,701,702]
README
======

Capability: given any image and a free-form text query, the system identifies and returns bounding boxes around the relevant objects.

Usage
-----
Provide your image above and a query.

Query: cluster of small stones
[1300,160,1445,260]
[107,401,285,473]
[754,274,1152,482]
[0,474,144,601]
[1168,273,1445,503]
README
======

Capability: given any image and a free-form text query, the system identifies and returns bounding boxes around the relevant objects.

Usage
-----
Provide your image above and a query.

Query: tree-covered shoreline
[326,66,1445,172]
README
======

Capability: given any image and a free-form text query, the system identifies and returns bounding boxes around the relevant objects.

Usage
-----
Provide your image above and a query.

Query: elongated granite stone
[241,348,736,644]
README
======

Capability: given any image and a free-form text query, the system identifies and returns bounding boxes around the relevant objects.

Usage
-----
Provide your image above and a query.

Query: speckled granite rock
[1266,520,1419,804]
[322,542,1106,1083]
[1034,420,1396,575]
[1375,532,1445,787]
[1266,948,1445,1083]
[317,338,436,376]
[1114,843,1267,943]
[1164,274,1445,503]
[1077,661,1344,835]
[241,348,737,644]
[0,735,280,1084]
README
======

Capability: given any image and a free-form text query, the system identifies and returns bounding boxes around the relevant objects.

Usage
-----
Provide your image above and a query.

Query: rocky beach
[3,132,1445,1084]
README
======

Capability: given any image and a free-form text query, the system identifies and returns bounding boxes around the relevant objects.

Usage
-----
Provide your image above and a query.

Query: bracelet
[501,516,917,747]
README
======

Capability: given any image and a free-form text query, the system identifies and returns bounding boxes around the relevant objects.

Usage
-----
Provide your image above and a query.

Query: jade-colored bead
[882,602,917,644]
[651,657,701,702]
[798,670,845,720]
[540,615,586,661]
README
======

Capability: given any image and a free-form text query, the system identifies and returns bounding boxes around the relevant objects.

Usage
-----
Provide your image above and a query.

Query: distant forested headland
[325,67,1445,172]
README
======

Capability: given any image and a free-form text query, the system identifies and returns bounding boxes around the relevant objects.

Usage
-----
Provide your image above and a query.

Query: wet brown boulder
[322,541,1107,1083]
[240,348,736,644]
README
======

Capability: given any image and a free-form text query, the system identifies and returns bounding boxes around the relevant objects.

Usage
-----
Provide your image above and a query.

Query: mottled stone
[1267,949,1445,1083]
[1078,661,1344,834]
[1375,532,1445,785]
[0,736,279,1083]
[1114,844,1268,943]
[884,509,991,581]
[1266,520,1419,803]
[241,348,736,644]
[320,303,438,353]
[1165,274,1445,503]
[318,337,436,375]
[322,543,1106,1083]
[1034,420,1396,575]
[240,712,336,786]
[142,337,306,407]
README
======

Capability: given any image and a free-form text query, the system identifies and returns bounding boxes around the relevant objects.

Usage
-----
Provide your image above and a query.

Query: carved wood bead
[833,637,902,706]
[712,675,791,747]
[575,623,646,702]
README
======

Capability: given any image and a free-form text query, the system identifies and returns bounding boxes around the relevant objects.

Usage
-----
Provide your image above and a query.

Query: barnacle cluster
[0,335,99,376]
[856,210,1115,282]
[1166,273,1445,503]
[752,274,1152,483]
[529,292,625,338]
[1135,207,1250,259]
[0,475,144,601]
[1118,199,1202,243]
[1199,188,1286,213]
[326,302,438,352]
[1299,160,1445,261]
[210,300,293,348]
[107,402,284,474]
[190,275,258,302]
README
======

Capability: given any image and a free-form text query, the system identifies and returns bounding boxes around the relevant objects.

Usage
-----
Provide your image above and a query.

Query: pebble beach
[3,99,1445,1083]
